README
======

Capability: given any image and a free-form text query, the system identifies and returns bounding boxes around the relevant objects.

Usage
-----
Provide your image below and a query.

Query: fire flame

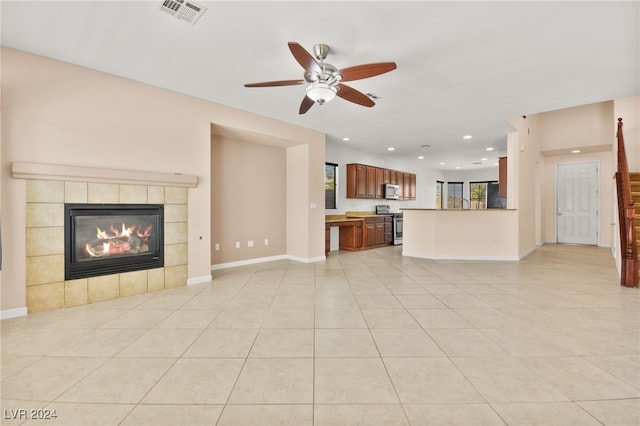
[85,222,153,257]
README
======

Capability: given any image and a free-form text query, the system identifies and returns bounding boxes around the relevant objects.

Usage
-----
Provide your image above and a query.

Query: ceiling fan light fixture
[306,82,337,104]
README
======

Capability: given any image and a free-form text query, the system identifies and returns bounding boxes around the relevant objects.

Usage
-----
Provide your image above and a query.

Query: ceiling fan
[244,42,397,114]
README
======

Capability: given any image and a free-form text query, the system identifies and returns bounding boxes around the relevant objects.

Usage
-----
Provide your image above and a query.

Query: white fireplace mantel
[11,162,198,187]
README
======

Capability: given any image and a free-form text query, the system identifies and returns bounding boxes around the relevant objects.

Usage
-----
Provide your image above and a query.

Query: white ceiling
[2,1,638,170]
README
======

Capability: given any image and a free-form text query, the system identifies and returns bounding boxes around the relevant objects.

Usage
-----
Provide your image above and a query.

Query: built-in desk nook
[325,212,394,255]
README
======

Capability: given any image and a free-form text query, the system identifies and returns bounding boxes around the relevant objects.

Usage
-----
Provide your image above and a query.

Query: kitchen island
[401,208,522,261]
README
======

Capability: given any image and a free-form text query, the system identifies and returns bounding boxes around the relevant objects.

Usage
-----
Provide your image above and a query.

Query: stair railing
[615,118,638,287]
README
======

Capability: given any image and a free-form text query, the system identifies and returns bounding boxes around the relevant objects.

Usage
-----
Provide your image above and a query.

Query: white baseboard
[211,255,289,270]
[1,307,28,320]
[288,255,326,264]
[187,275,212,285]
[211,254,326,271]
[519,245,538,260]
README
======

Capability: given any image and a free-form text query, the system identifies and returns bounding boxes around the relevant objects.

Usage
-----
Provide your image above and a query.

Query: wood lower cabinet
[339,221,363,251]
[384,218,392,244]
[364,216,392,248]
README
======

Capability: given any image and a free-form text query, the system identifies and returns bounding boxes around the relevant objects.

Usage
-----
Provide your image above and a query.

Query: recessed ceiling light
[571,149,580,153]
[342,137,350,142]
[486,147,494,151]
[463,135,472,140]
[387,147,395,151]
[494,163,499,166]
[439,162,446,165]
[481,158,488,161]
[418,156,424,159]
[455,166,461,169]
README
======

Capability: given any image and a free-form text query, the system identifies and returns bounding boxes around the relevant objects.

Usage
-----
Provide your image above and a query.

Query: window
[447,182,463,209]
[435,181,444,209]
[325,162,338,209]
[470,181,496,209]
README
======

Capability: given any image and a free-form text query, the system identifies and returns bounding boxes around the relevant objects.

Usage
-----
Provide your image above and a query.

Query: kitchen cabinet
[364,216,391,248]
[396,172,404,200]
[375,167,385,199]
[366,166,377,198]
[339,221,363,251]
[498,157,507,198]
[384,218,393,244]
[403,173,412,200]
[389,170,397,185]
[346,163,417,200]
[409,173,416,200]
[346,164,367,198]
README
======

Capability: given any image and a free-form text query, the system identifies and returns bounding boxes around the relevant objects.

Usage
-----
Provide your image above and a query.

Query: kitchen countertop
[325,217,365,223]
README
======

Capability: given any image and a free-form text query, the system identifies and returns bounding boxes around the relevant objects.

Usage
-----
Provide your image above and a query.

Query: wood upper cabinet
[409,173,416,200]
[396,172,404,200]
[346,163,417,200]
[366,166,377,198]
[403,173,411,200]
[347,164,367,198]
[498,157,507,198]
[375,167,385,199]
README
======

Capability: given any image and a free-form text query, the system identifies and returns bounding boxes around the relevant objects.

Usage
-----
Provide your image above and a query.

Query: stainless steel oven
[392,213,403,245]
[375,205,403,245]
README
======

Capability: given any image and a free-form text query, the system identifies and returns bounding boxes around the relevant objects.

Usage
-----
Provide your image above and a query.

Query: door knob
[556,211,562,216]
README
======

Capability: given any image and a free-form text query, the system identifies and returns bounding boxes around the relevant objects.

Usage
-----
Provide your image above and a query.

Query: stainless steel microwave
[385,184,400,200]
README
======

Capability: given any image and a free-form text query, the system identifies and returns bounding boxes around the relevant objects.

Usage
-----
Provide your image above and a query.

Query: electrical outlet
[235,241,240,249]
[264,239,269,246]
[215,243,220,251]
[248,240,253,247]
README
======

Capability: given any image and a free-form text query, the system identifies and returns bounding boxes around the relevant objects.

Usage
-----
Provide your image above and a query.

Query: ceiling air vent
[159,0,206,24]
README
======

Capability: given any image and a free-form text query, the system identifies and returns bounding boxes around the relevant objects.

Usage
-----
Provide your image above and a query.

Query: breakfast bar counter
[401,208,521,261]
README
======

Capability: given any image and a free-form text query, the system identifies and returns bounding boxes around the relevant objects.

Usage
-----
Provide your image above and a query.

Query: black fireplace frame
[64,203,164,280]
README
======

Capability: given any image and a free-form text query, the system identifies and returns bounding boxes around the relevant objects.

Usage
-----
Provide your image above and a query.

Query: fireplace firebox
[64,204,164,280]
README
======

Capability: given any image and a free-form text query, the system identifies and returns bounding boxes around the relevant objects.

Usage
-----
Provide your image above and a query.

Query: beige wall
[1,47,325,314]
[539,101,614,154]
[211,135,287,264]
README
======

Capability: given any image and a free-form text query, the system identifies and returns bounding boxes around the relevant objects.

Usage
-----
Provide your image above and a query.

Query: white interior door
[556,161,599,245]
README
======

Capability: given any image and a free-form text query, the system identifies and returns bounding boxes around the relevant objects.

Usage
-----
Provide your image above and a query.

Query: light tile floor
[2,244,639,425]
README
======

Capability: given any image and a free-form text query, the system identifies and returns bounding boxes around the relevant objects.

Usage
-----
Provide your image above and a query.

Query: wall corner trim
[11,162,198,187]
[1,307,28,320]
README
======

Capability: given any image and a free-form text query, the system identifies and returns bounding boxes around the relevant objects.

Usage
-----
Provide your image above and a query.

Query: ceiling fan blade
[338,62,397,82]
[288,42,322,74]
[299,96,315,114]
[244,79,304,88]
[336,83,375,107]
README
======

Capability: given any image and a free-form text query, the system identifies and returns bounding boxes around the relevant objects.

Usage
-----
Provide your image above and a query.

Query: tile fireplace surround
[25,179,189,313]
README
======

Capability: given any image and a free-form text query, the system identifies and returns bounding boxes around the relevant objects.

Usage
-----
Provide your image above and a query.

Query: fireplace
[65,204,164,280]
